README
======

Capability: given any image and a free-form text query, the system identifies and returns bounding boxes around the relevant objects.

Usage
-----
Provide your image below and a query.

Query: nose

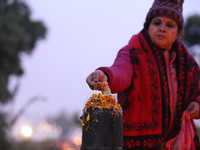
[159,24,166,32]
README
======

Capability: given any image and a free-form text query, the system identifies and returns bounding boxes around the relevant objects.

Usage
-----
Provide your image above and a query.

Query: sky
[7,0,200,141]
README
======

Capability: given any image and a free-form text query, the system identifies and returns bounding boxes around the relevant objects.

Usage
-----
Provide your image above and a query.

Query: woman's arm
[96,45,133,93]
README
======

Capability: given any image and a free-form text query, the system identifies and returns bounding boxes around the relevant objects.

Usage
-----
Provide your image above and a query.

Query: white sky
[8,0,200,140]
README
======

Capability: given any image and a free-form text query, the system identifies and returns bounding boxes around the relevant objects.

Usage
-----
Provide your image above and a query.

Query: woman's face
[148,16,180,51]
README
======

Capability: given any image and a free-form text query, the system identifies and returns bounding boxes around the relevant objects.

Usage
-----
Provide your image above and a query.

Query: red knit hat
[146,0,184,29]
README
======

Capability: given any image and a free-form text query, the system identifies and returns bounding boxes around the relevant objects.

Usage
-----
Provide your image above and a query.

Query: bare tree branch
[10,95,47,127]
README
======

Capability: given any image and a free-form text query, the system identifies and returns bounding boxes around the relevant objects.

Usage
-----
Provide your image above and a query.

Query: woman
[86,0,200,149]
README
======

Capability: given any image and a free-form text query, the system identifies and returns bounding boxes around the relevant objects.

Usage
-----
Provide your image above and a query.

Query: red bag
[165,111,195,150]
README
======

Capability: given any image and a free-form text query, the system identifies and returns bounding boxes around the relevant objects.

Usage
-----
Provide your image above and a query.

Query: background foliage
[0,0,46,149]
[0,0,46,104]
[181,14,200,47]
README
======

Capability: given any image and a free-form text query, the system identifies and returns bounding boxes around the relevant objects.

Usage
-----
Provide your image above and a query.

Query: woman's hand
[185,101,200,119]
[86,70,108,90]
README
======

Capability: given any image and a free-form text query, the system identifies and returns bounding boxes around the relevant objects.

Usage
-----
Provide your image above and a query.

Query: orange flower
[80,92,122,130]
[93,81,108,91]
[81,121,85,126]
[86,113,90,123]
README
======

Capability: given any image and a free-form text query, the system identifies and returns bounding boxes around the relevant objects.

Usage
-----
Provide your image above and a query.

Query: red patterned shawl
[120,29,200,150]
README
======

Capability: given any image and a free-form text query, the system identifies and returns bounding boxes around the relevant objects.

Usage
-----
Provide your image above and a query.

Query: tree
[0,112,10,150]
[181,14,200,47]
[0,0,47,149]
[181,14,200,65]
[0,0,47,104]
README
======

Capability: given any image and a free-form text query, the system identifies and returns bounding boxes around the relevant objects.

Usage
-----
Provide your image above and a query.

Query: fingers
[101,73,108,82]
[86,73,94,90]
[186,102,199,119]
[86,70,108,90]
[92,71,101,82]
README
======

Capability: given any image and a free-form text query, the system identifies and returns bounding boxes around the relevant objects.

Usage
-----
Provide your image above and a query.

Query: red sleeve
[96,45,133,94]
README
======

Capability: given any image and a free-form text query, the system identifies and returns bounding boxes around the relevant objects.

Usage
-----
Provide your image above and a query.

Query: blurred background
[0,0,199,149]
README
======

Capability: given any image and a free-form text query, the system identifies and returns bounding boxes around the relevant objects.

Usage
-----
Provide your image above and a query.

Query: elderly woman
[86,0,200,149]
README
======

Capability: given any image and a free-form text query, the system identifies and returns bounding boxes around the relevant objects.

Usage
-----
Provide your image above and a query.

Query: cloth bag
[165,111,195,150]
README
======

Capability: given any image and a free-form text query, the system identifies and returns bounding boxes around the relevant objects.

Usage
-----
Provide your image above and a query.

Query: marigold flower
[80,82,122,131]
[81,121,85,126]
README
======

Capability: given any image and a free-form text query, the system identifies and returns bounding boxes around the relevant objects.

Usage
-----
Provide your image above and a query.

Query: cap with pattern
[146,0,184,29]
